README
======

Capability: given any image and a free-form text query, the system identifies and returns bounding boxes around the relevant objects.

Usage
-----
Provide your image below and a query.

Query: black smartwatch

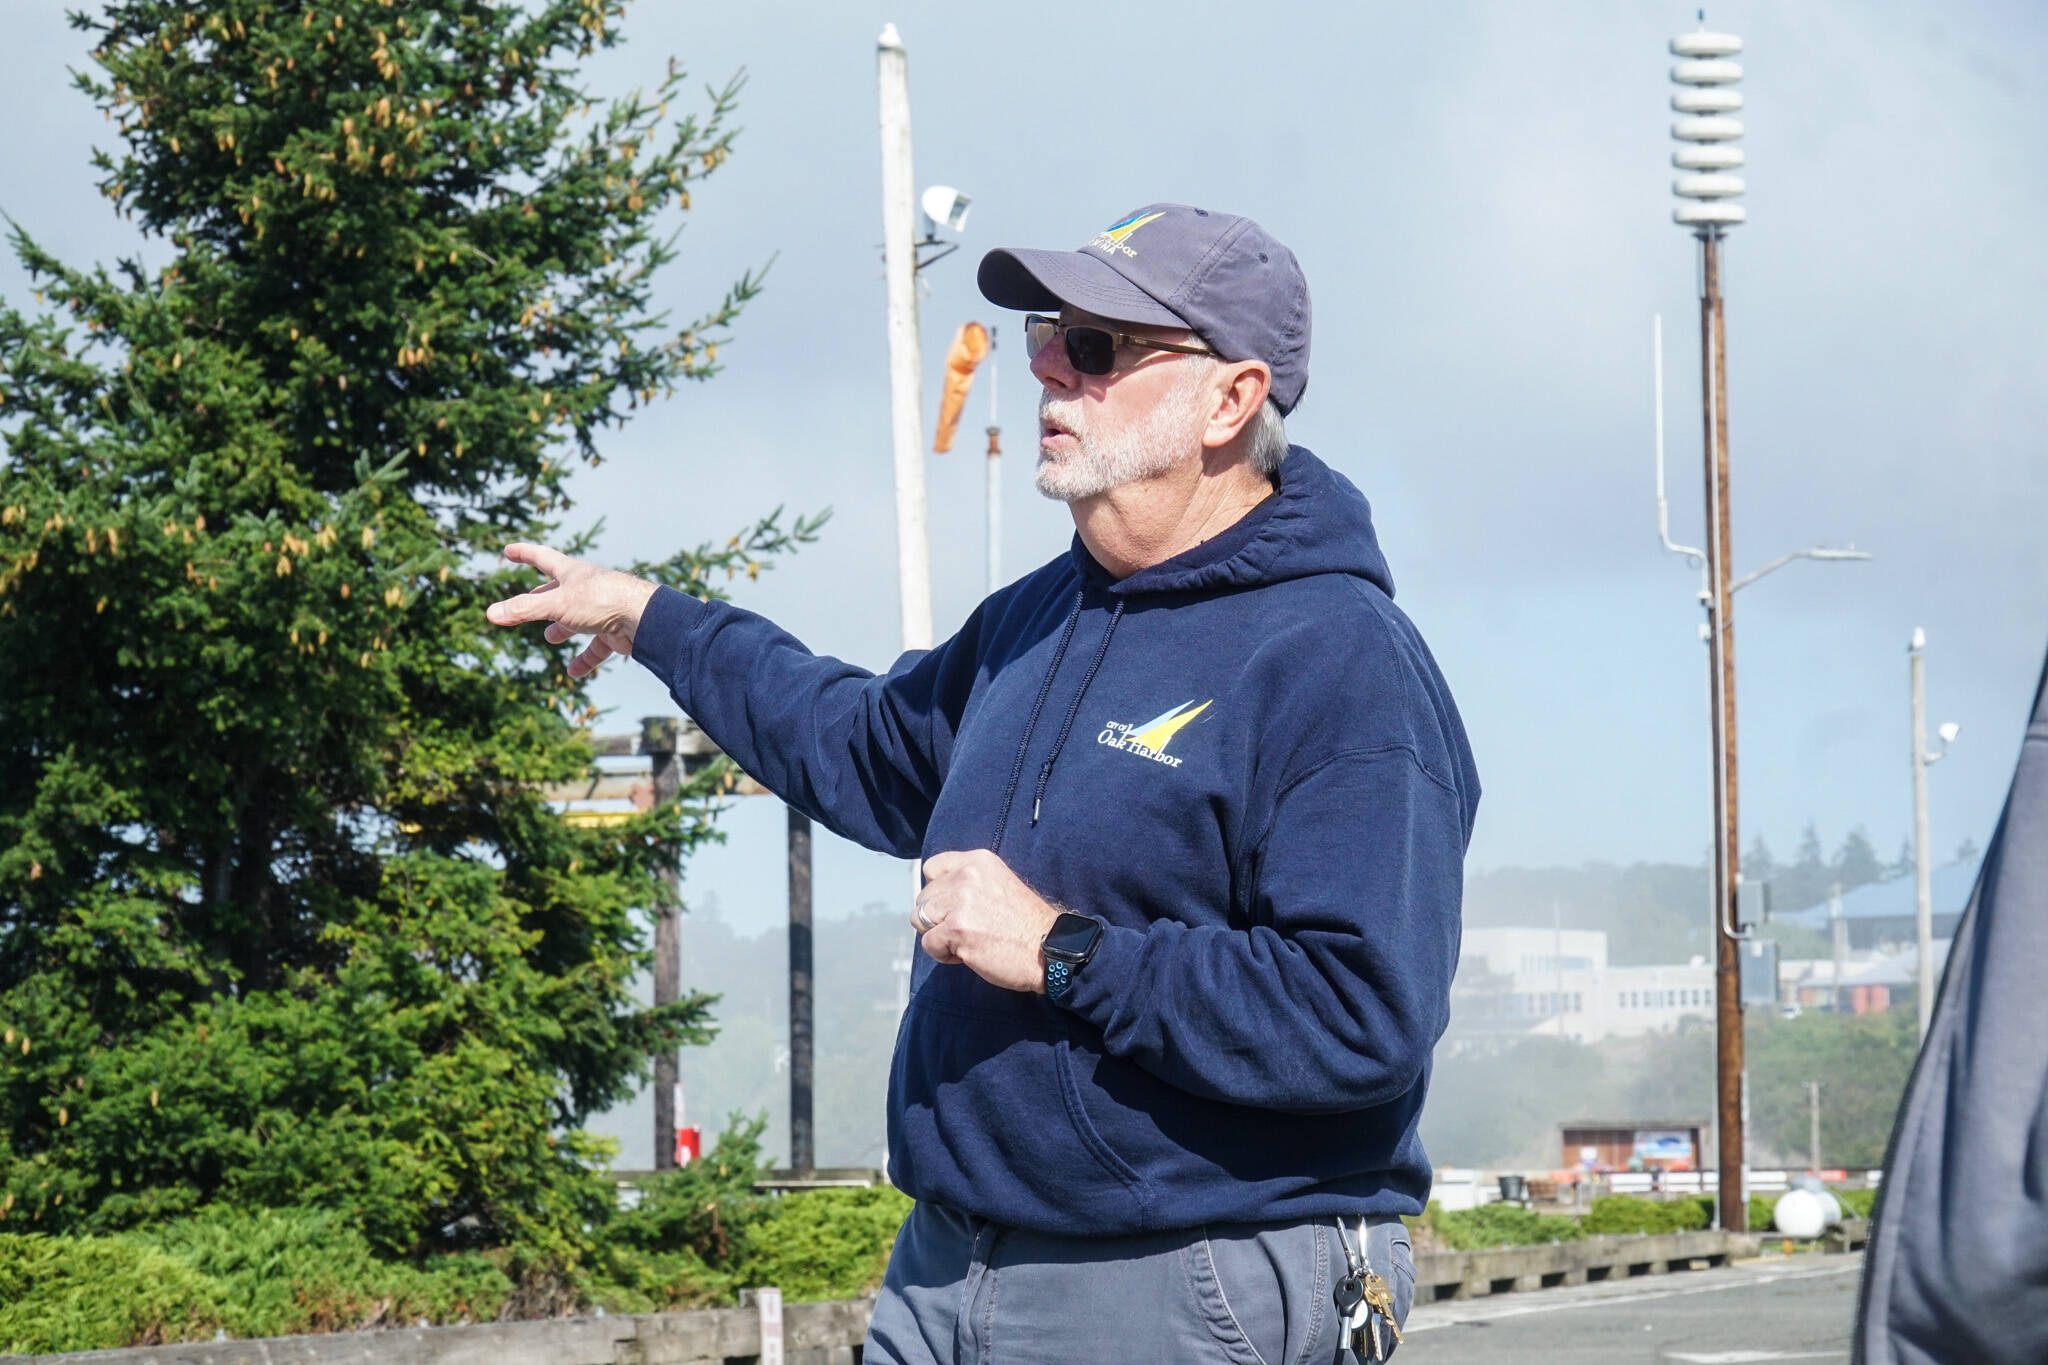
[1041,912,1103,1001]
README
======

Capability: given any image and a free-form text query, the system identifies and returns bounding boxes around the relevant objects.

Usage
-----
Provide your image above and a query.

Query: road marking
[1403,1260,1862,1335]
[1666,1352,1847,1362]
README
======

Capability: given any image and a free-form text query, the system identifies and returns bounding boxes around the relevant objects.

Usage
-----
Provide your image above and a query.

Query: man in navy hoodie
[488,204,1478,1363]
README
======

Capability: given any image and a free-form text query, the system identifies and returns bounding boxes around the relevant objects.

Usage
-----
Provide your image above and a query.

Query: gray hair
[1246,397,1290,477]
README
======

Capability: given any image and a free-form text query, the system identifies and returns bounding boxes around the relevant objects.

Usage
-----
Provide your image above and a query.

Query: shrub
[1579,1194,1710,1236]
[1422,1200,1585,1250]
[730,1186,914,1302]
[136,1205,515,1337]
[0,1233,223,1354]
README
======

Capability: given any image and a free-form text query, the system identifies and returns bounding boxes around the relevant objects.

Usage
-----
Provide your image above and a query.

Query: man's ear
[1200,360,1274,451]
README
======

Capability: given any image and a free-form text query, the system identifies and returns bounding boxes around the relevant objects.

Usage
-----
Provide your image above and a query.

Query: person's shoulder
[1237,573,1471,782]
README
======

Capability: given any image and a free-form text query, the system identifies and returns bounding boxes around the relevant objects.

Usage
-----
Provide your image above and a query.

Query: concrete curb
[1413,1228,1766,1302]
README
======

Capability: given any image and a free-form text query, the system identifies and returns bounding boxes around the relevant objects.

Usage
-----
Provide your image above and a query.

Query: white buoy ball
[1773,1189,1826,1238]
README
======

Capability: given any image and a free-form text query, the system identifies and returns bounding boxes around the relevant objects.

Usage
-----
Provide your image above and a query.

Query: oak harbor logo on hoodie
[1097,699,1212,768]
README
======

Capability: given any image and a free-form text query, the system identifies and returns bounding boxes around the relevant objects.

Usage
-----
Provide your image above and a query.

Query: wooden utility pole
[643,715,683,1170]
[787,807,815,1174]
[1699,232,1748,1232]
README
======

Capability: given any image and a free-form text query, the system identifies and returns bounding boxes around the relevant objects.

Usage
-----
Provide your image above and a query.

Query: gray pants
[864,1201,1414,1365]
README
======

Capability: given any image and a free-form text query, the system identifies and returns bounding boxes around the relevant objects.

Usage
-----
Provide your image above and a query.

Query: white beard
[1034,365,1210,503]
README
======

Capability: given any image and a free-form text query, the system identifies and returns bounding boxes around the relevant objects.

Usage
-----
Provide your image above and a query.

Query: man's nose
[1029,334,1078,393]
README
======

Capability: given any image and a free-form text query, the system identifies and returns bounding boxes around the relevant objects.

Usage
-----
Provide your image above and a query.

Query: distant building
[1777,859,1980,950]
[1560,1118,1709,1174]
[1781,940,1950,1015]
[1449,927,1716,1047]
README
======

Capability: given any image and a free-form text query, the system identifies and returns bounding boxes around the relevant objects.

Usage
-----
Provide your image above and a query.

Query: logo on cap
[1087,211,1164,259]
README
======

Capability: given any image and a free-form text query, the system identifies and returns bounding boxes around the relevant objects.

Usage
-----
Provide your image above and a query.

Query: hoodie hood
[1076,447,1396,600]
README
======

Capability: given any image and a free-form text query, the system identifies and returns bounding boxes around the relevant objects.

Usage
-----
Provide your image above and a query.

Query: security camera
[921,185,971,236]
[1938,722,1960,745]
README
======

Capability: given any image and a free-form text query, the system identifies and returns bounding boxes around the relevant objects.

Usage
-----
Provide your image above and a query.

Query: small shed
[1560,1118,1709,1173]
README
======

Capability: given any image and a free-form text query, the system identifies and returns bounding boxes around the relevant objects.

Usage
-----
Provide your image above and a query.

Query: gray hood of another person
[1853,643,2048,1364]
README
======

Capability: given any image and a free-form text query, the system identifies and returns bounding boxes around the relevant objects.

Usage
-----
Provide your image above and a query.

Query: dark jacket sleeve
[1055,745,1465,1113]
[631,585,981,859]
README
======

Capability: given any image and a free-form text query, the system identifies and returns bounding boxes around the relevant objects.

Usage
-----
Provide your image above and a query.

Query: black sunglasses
[1023,313,1213,376]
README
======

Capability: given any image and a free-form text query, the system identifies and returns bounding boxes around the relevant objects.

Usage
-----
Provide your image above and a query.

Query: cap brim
[977,247,1188,329]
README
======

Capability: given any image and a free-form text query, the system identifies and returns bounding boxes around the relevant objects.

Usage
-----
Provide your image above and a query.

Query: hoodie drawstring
[989,589,1085,855]
[1029,595,1125,826]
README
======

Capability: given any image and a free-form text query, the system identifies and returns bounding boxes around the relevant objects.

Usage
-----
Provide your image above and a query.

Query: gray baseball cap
[977,203,1312,414]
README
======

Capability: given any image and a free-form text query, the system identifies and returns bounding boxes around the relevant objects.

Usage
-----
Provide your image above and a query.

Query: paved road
[1403,1254,1862,1364]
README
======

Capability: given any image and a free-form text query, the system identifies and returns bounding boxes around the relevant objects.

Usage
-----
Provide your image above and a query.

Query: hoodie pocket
[890,980,1150,1233]
[1054,1035,1148,1208]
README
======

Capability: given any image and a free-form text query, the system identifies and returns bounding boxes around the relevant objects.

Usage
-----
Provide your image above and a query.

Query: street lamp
[1908,628,1960,1039]
[916,185,971,270]
[1653,20,1871,1235]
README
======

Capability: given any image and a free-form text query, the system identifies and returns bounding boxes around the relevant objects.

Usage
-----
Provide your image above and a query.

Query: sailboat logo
[1097,700,1213,768]
[1087,210,1166,259]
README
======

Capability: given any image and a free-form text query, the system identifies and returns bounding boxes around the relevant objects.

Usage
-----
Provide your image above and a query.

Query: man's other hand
[914,850,1063,994]
[486,542,660,679]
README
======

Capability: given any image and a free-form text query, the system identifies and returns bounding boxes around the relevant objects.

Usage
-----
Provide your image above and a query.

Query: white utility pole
[1908,628,1958,1039]
[1807,1081,1822,1176]
[877,23,931,652]
[986,329,1002,595]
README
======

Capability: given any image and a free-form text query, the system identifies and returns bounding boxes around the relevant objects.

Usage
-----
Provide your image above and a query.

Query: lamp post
[1656,23,1869,1232]
[1908,628,1960,1039]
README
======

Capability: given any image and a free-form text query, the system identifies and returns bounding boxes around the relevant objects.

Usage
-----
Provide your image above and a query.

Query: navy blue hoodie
[633,447,1478,1236]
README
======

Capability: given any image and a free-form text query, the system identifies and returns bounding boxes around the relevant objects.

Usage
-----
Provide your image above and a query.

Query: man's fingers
[568,639,614,678]
[486,589,563,628]
[922,850,970,878]
[921,921,961,964]
[485,589,573,630]
[502,541,577,580]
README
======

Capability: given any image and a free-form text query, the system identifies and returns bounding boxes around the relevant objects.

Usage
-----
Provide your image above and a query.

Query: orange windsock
[933,321,991,453]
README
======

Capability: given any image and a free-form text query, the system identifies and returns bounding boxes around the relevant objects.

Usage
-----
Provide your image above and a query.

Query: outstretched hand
[486,542,660,678]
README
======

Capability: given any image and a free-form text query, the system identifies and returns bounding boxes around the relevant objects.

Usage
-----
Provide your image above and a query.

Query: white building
[1450,927,1717,1046]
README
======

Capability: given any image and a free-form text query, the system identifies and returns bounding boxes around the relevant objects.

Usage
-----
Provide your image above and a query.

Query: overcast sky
[6,2,2044,941]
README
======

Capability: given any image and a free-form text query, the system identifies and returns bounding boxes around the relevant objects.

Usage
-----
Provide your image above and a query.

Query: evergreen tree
[1833,825,1885,893]
[1744,834,1776,889]
[0,0,814,1269]
[1890,835,1914,881]
[1953,836,1980,867]
[1773,820,1831,912]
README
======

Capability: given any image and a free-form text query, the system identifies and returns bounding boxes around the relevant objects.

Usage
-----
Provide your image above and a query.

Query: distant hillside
[1462,862,1712,965]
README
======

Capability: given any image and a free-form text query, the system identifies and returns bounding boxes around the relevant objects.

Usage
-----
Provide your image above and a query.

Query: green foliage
[1425,1008,1915,1172]
[602,1115,911,1307]
[1746,1011,1919,1168]
[1578,1193,1709,1236]
[731,1185,913,1303]
[0,0,820,1275]
[0,1111,912,1347]
[0,1232,223,1353]
[1420,1200,1585,1251]
[1834,1186,1877,1220]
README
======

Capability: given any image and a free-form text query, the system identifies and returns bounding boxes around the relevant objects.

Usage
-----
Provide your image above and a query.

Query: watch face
[1043,912,1102,965]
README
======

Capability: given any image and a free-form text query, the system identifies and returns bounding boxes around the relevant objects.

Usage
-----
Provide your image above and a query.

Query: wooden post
[643,716,682,1170]
[1700,232,1748,1232]
[787,806,815,1175]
